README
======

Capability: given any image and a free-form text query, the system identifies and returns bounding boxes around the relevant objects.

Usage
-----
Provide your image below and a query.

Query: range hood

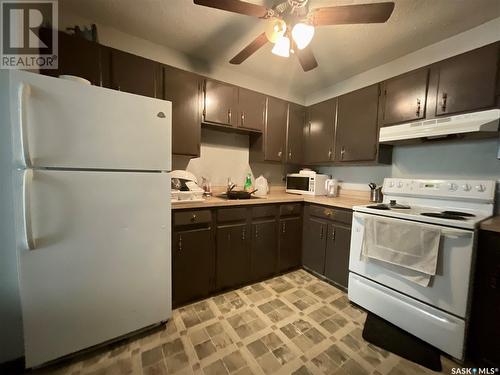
[379,109,500,144]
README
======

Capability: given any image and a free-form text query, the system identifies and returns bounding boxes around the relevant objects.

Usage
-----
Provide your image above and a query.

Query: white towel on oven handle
[361,215,442,287]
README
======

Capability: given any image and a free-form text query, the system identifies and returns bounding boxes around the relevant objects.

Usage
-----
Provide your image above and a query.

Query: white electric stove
[348,178,496,360]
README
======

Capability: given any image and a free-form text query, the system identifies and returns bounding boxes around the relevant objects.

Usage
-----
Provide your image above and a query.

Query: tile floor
[31,270,460,375]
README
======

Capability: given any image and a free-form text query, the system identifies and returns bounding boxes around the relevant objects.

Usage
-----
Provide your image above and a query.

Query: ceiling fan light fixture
[271,35,290,58]
[291,22,314,49]
[265,18,286,43]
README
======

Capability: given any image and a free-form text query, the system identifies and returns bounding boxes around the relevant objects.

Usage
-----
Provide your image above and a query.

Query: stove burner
[421,212,467,220]
[388,200,411,209]
[441,211,476,217]
[367,204,390,210]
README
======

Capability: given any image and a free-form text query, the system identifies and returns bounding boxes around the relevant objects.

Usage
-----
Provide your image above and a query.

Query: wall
[0,72,24,363]
[173,128,286,188]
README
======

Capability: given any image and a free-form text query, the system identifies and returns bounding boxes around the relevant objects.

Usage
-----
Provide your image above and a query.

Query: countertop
[480,216,500,233]
[172,190,371,210]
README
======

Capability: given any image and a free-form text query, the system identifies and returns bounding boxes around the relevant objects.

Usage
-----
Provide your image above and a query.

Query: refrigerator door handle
[23,169,36,250]
[18,82,32,167]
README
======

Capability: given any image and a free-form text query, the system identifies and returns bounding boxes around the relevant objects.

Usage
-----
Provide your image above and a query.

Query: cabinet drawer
[280,203,302,216]
[174,210,212,227]
[253,205,277,219]
[308,205,352,224]
[217,207,248,222]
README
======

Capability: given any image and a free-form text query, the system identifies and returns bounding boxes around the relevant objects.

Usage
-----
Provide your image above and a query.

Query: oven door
[349,212,474,318]
[286,175,311,195]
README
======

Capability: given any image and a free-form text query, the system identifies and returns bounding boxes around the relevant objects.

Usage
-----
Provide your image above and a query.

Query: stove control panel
[382,178,496,202]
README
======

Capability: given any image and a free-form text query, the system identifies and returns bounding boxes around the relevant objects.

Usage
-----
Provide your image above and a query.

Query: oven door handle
[440,229,472,239]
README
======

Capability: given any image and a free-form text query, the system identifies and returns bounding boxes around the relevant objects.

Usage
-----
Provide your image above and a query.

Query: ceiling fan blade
[193,0,268,18]
[230,33,268,64]
[311,2,395,26]
[296,46,318,72]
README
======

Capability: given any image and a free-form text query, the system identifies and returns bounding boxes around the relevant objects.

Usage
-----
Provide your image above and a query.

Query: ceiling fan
[193,0,395,71]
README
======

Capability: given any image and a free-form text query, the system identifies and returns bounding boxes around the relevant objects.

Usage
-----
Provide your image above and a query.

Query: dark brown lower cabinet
[172,227,213,307]
[279,217,302,272]
[172,202,352,306]
[468,229,500,367]
[251,220,278,281]
[302,204,353,289]
[216,224,251,290]
[324,223,352,288]
[303,217,327,274]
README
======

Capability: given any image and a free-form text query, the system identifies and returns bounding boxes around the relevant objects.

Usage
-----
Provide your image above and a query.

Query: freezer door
[10,70,171,170]
[17,169,171,367]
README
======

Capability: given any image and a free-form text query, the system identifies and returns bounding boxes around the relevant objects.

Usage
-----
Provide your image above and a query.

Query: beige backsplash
[173,128,292,188]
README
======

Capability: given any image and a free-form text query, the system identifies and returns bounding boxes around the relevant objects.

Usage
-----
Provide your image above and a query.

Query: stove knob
[475,184,486,192]
[388,181,395,188]
[447,183,458,191]
[397,181,404,188]
[462,184,471,192]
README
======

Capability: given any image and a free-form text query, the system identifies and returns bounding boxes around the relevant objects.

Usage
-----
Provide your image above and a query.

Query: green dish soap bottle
[244,173,252,191]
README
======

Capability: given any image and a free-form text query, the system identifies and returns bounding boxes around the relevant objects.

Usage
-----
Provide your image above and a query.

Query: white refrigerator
[2,70,172,367]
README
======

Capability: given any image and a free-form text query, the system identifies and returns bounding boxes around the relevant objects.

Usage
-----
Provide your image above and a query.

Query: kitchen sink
[216,194,262,200]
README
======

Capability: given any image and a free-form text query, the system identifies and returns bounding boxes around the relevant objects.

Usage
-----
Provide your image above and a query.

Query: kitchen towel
[361,216,441,287]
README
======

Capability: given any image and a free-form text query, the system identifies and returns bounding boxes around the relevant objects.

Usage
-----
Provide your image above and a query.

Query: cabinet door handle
[331,228,336,241]
[255,226,258,239]
[340,147,345,160]
[288,148,292,160]
[282,222,286,233]
[190,214,197,222]
[242,228,246,240]
[178,235,182,251]
[328,149,332,160]
[241,112,245,126]
[441,93,447,112]
[228,109,232,124]
[278,150,282,158]
[320,226,324,239]
[416,98,421,117]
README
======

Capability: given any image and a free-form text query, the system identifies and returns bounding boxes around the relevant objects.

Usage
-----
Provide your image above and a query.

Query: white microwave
[286,173,328,196]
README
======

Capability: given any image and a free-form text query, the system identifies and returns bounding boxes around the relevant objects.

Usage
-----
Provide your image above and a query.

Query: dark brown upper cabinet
[432,43,499,117]
[306,98,336,163]
[379,68,429,126]
[249,96,287,162]
[238,88,267,132]
[335,84,380,162]
[109,49,162,98]
[163,65,202,157]
[39,29,110,87]
[203,79,239,127]
[265,97,288,161]
[287,103,306,164]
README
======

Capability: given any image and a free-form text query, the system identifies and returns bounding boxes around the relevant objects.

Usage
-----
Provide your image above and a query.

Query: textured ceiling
[60,0,500,97]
